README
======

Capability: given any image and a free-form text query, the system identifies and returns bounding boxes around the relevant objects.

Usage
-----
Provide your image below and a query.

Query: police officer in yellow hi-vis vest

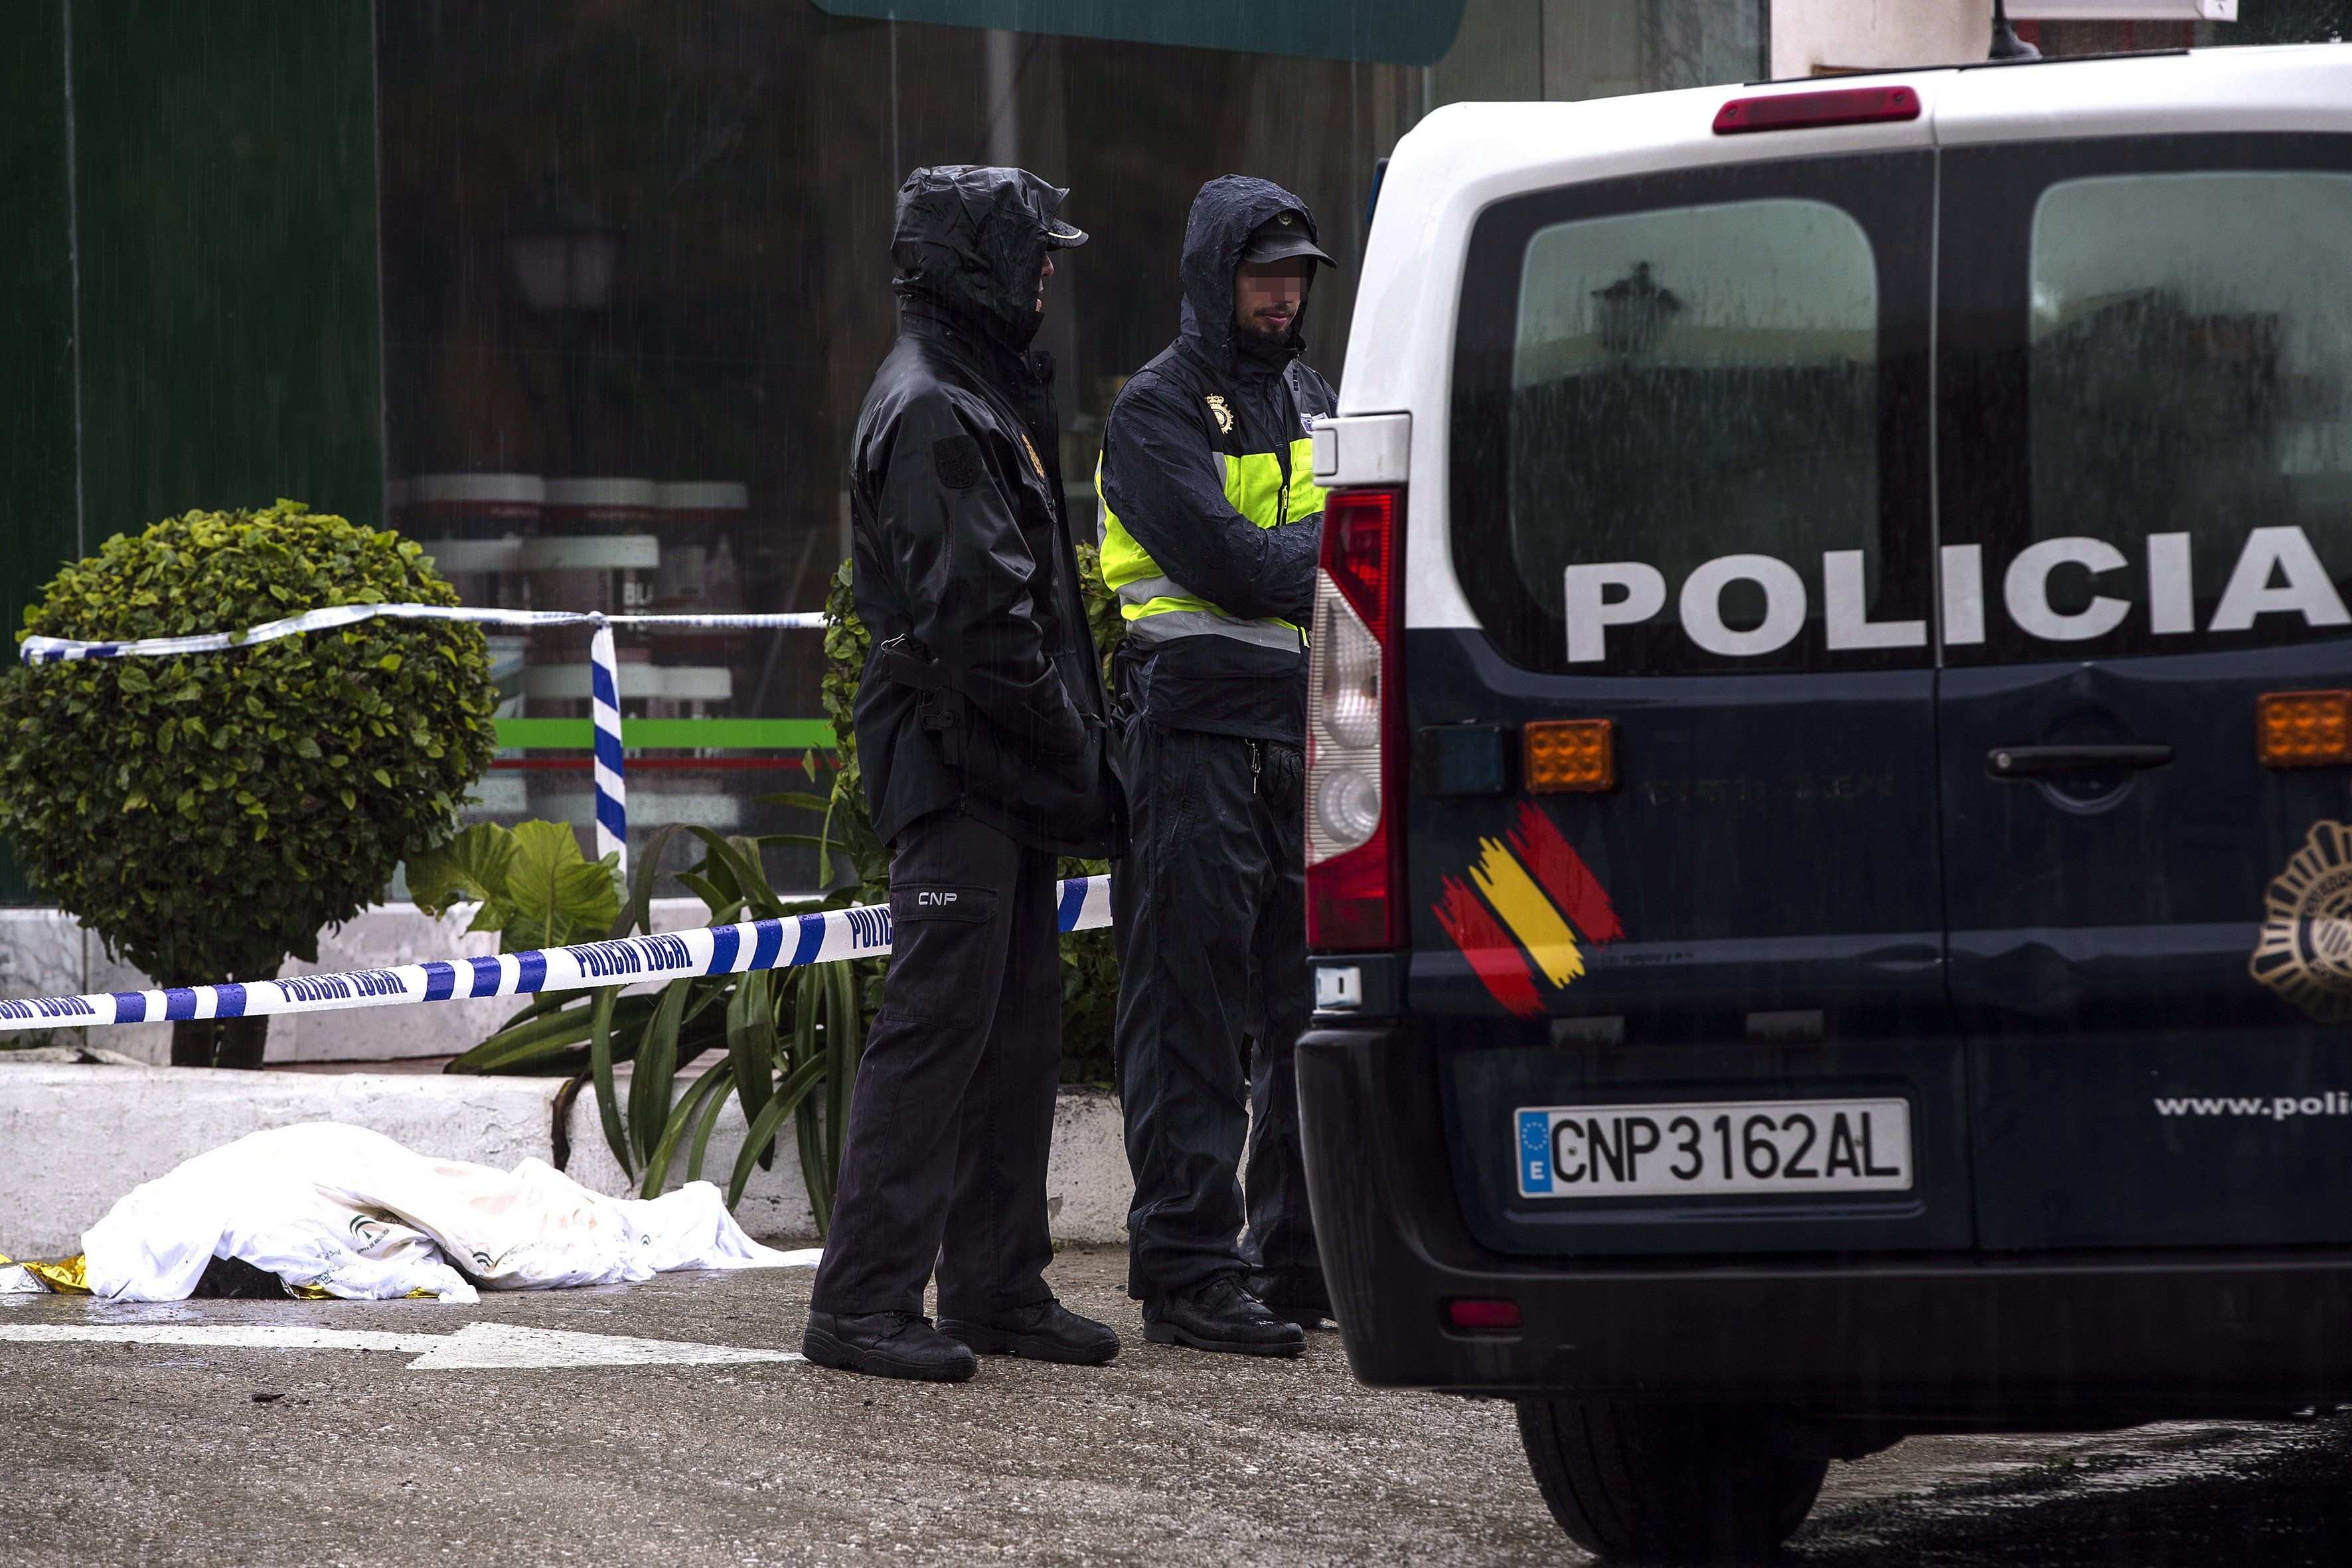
[1095,175,1336,1357]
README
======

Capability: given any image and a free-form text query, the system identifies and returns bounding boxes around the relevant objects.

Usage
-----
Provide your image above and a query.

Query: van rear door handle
[1987,744,2173,779]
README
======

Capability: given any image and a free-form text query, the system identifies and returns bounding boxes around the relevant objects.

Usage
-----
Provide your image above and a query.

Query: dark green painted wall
[0,5,82,903]
[0,5,80,654]
[72,0,386,542]
[0,1,386,902]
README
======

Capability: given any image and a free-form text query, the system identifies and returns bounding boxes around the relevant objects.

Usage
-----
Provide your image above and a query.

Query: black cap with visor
[1238,209,1334,268]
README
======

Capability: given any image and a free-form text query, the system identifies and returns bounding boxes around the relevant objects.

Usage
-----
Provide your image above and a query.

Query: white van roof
[1346,44,2352,423]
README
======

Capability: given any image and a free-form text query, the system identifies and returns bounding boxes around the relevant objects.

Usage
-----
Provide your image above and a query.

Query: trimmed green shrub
[0,501,499,1066]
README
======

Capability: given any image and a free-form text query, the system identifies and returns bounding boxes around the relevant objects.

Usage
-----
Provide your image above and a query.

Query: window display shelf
[522,663,732,704]
[527,787,745,831]
[517,534,661,571]
[417,536,527,574]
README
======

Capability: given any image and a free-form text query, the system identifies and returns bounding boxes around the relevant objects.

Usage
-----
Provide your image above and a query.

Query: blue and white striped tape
[17,603,828,665]
[0,876,1113,1034]
[588,621,628,868]
[19,603,830,879]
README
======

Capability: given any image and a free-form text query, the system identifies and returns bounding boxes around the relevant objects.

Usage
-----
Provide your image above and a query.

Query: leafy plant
[445,817,875,1233]
[1058,541,1126,1083]
[0,501,499,1068]
[815,556,889,900]
[408,821,620,951]
[1075,537,1131,687]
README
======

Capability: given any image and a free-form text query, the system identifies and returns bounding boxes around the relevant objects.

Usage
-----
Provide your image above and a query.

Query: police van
[1298,42,2352,1562]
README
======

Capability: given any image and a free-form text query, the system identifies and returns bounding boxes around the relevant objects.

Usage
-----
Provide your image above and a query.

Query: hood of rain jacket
[1177,174,1321,377]
[892,165,1085,360]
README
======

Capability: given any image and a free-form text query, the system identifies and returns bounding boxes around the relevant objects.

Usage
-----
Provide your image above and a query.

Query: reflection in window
[374,3,1415,884]
[2030,171,2352,628]
[1508,200,1879,649]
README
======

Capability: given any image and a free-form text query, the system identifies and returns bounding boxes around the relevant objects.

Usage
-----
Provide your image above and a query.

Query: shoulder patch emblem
[1205,394,1235,435]
[1018,431,1048,482]
[932,433,983,491]
[2252,821,2352,1022]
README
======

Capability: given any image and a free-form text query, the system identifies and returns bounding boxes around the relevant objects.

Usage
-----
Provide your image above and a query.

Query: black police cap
[1239,210,1334,268]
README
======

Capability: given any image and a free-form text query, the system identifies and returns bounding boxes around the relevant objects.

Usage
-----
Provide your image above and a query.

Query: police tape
[18,603,831,876]
[0,875,1114,1034]
[17,603,828,665]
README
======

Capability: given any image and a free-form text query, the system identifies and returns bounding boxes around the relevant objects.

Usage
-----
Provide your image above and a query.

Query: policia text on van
[1292,46,2352,1565]
[1565,524,2347,663]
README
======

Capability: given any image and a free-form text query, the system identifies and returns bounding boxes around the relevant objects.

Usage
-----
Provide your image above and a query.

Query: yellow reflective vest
[1096,359,1334,655]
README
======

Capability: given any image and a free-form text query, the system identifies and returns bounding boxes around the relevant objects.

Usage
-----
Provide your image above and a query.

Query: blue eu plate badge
[1518,1111,1553,1195]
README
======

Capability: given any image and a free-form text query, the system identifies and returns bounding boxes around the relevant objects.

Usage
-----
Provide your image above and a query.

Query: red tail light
[1713,84,1921,135]
[1306,487,1406,950]
[1446,1298,1522,1332]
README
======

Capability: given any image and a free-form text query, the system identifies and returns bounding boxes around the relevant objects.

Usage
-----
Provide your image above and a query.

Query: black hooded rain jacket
[848,166,1115,858]
[1094,175,1338,744]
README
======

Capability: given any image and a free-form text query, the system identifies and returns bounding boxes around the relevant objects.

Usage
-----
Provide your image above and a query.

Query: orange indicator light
[2258,690,2352,769]
[1524,719,1616,794]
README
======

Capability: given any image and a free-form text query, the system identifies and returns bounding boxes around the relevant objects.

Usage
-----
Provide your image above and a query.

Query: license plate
[1514,1097,1913,1199]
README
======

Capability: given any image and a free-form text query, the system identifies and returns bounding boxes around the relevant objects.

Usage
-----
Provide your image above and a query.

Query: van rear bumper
[1298,1022,2352,1423]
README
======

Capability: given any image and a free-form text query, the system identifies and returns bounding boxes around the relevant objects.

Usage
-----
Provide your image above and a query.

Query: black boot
[1142,1275,1305,1358]
[802,1310,979,1383]
[1252,1272,1334,1330]
[938,1299,1121,1366]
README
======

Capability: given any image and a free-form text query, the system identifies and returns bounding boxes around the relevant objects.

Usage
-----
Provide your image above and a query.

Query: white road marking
[409,1322,804,1370]
[0,1320,803,1370]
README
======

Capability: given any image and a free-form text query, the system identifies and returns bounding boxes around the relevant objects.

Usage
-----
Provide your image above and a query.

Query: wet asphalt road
[2,1245,2348,1566]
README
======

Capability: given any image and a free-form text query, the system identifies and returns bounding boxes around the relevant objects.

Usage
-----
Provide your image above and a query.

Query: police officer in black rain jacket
[1095,176,1338,1356]
[803,165,1120,1383]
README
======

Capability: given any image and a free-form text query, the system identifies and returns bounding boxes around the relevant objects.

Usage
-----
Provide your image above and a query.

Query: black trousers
[1112,721,1320,1301]
[809,809,1061,1320]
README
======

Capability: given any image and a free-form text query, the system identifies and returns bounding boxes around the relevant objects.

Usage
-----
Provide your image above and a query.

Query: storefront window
[375,0,1422,887]
[373,0,1761,890]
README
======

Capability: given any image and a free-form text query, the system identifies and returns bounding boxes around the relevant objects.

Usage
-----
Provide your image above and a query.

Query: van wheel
[1514,1399,1826,1563]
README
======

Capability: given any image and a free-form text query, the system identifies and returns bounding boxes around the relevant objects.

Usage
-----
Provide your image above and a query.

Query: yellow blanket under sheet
[0,1249,418,1300]
[0,1252,90,1293]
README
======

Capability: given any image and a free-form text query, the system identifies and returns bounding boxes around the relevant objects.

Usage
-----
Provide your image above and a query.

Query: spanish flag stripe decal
[1506,801,1624,944]
[1469,838,1585,988]
[1433,876,1545,1020]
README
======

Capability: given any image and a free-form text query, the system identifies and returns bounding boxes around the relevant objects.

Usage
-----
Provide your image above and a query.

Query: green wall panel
[0,5,80,649]
[0,5,82,902]
[70,0,385,544]
[495,718,838,751]
[0,1,386,903]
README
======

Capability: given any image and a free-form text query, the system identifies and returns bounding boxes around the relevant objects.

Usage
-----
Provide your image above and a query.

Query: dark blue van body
[1298,50,2352,1438]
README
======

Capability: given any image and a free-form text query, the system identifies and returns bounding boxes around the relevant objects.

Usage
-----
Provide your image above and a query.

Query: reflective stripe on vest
[1096,437,1323,648]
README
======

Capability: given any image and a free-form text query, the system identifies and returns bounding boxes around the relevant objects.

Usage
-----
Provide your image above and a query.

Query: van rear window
[2023,169,2352,654]
[1450,155,1935,677]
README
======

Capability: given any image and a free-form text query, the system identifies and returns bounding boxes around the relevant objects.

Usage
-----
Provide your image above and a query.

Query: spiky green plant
[443,817,874,1229]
